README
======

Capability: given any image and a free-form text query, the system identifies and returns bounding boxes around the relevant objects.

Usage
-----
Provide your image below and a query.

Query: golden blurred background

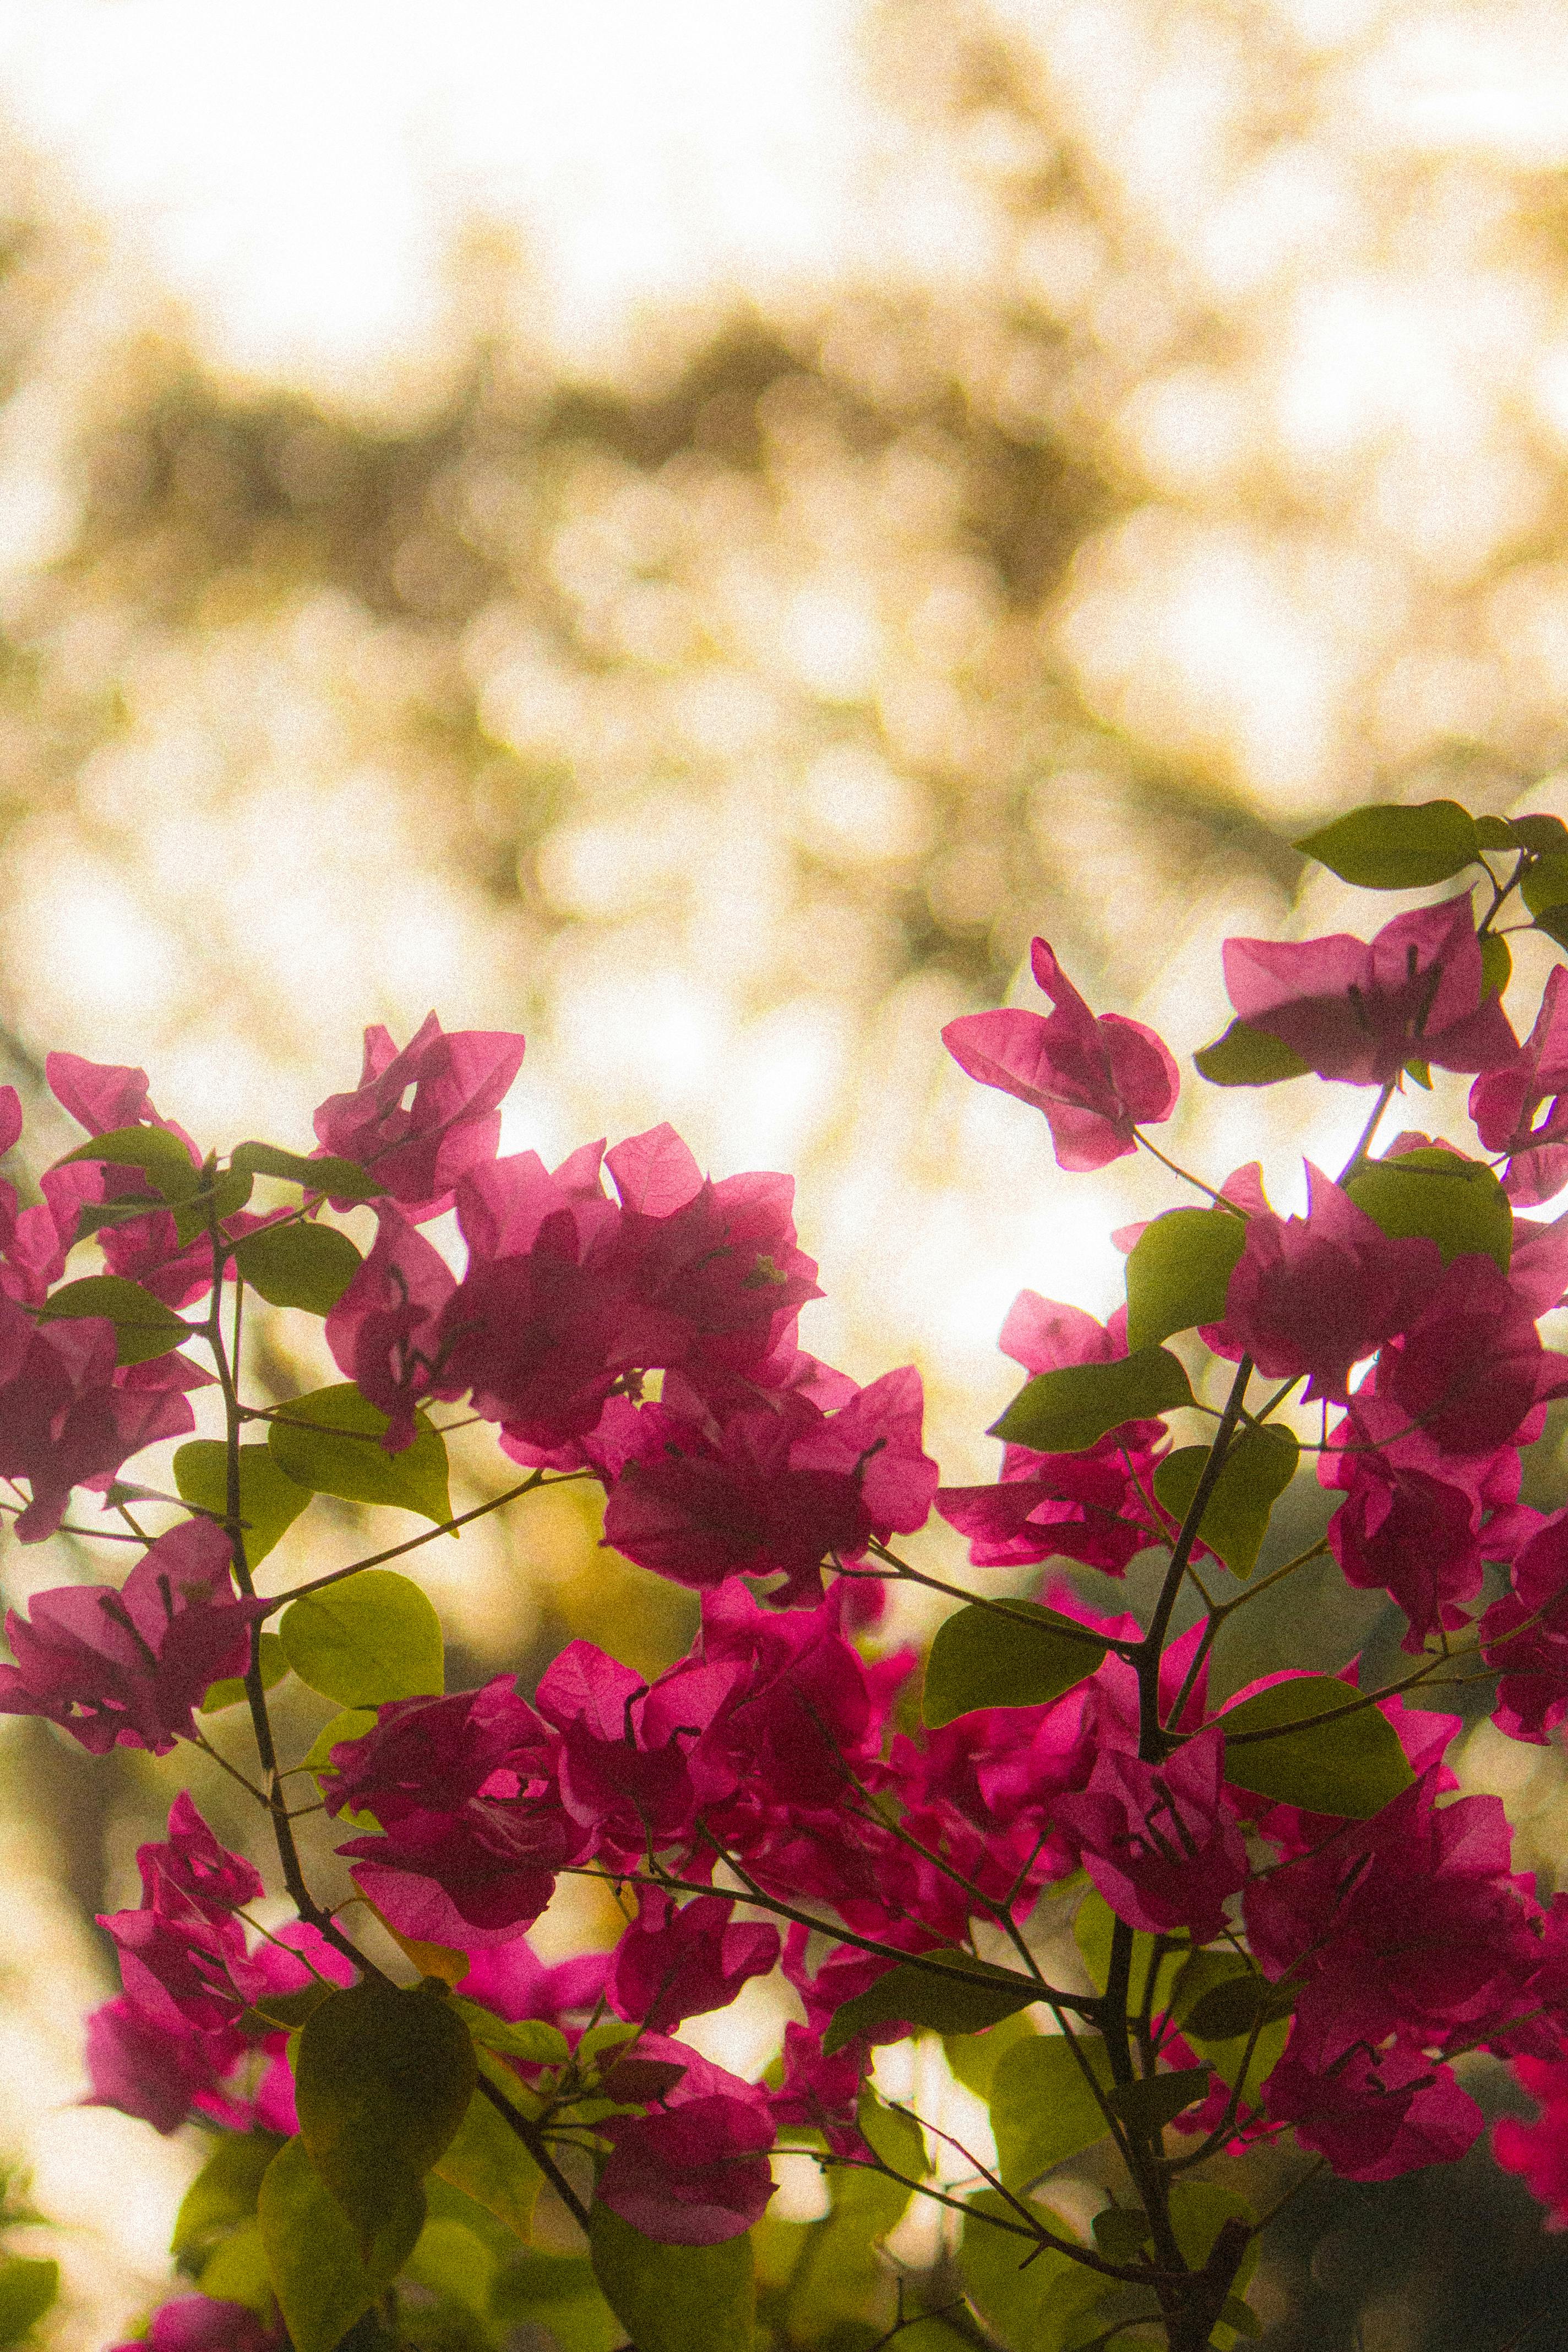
[2,1,1568,2342]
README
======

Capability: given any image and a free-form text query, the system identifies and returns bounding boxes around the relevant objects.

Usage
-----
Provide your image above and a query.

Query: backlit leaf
[923,1599,1106,1728]
[988,2033,1114,2186]
[1169,2181,1259,2306]
[197,2220,274,2316]
[490,2251,622,2349]
[1346,1146,1511,1273]
[175,1439,311,1565]
[857,2089,928,2187]
[1092,2207,1150,2264]
[1193,1020,1310,1087]
[1295,799,1478,888]
[403,2215,497,2320]
[280,1569,444,1707]
[1108,2067,1211,2137]
[36,1275,189,1365]
[199,1629,290,1716]
[173,2131,288,2257]
[432,2073,543,2245]
[1220,1674,1414,1818]
[1508,815,1568,856]
[234,1221,363,1314]
[960,2194,1110,2352]
[170,1166,255,1245]
[268,1384,451,1522]
[258,2135,422,2352]
[941,2008,1036,2103]
[588,2204,755,2352]
[53,1124,200,1196]
[990,1347,1193,1453]
[824,1953,1038,2055]
[231,1141,384,1201]
[1523,853,1568,916]
[1153,1424,1299,1578]
[451,2002,570,2067]
[1071,1887,1189,2018]
[295,1979,476,2254]
[0,2261,58,2348]
[1124,1208,1247,1352]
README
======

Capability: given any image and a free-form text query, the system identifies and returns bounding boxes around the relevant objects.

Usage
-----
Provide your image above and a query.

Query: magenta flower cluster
[12,836,1568,2350]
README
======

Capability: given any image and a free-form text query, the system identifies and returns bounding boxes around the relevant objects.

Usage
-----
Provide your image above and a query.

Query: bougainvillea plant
[12,798,1568,2352]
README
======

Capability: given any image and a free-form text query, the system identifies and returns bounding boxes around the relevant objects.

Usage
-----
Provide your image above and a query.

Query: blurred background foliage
[2,0,1568,2340]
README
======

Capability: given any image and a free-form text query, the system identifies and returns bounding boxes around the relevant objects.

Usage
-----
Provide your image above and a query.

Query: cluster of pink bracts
[1,879,1568,2350]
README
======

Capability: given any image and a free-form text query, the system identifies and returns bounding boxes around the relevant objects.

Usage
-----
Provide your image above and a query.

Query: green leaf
[451,2000,570,2066]
[404,2214,497,2320]
[1169,2181,1258,2303]
[295,1980,477,2254]
[1294,799,1478,888]
[1152,1424,1299,1579]
[258,2137,421,2352]
[303,1706,380,1774]
[199,1629,290,1715]
[1168,1952,1287,2043]
[823,1953,1039,2055]
[1523,853,1568,916]
[1220,1674,1415,1817]
[858,2088,928,2187]
[432,2078,543,2244]
[1071,1887,1189,2015]
[1346,1146,1512,1273]
[1534,902,1568,951]
[922,1600,1107,1728]
[1107,2067,1211,2137]
[1510,815,1568,856]
[301,1707,380,1831]
[231,1141,385,1201]
[197,2219,275,2317]
[1092,2207,1150,2264]
[175,1439,312,1566]
[990,1346,1194,1453]
[280,1569,445,1706]
[770,2169,905,2343]
[781,2153,910,2341]
[1124,1209,1248,1352]
[491,2251,622,2350]
[1182,1978,1295,2046]
[241,1984,336,2036]
[988,2033,1114,2186]
[588,2203,755,2352]
[173,2131,288,2256]
[940,2007,1036,2102]
[234,1221,364,1314]
[36,1274,189,1365]
[0,2260,58,2348]
[1481,933,1512,1000]
[171,1166,257,1246]
[1193,1020,1310,1087]
[1168,1954,1295,2104]
[268,1383,452,1521]
[54,1123,202,1196]
[1206,2013,1291,2107]
[960,2193,1109,2352]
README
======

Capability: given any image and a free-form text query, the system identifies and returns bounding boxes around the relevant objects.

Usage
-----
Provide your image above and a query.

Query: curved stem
[1139,1357,1253,1758]
[259,1471,579,1614]
[1135,1135,1244,1213]
[475,2074,592,2234]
